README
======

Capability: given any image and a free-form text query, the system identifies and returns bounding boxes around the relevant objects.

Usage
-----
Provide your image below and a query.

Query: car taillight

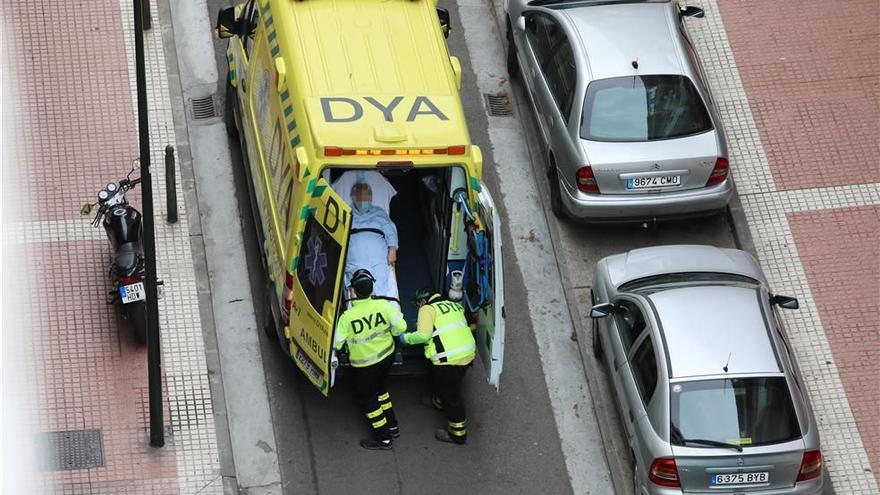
[796,450,822,482]
[119,275,140,285]
[281,270,294,325]
[648,458,680,488]
[706,157,729,186]
[576,166,599,193]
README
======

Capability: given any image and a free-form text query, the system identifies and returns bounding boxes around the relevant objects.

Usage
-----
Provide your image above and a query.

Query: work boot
[387,425,400,438]
[435,428,465,445]
[359,438,392,450]
[421,395,444,411]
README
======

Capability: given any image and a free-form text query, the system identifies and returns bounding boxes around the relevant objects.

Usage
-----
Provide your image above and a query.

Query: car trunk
[671,439,805,492]
[581,130,719,194]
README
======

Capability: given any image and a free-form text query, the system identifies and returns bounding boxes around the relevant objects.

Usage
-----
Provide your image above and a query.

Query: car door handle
[628,408,635,422]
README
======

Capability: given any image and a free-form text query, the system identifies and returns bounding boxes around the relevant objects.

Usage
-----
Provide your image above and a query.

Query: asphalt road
[208,1,737,493]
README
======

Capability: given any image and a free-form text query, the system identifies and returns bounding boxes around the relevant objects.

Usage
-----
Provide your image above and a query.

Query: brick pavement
[3,1,222,493]
[688,1,880,492]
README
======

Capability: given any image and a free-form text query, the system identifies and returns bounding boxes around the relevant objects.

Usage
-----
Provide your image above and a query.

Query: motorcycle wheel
[125,301,148,344]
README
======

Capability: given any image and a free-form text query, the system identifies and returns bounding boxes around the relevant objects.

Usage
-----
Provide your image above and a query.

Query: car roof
[648,285,781,378]
[561,1,685,81]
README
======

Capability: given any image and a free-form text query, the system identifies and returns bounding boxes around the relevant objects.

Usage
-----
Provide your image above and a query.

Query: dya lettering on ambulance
[350,312,388,334]
[321,96,449,123]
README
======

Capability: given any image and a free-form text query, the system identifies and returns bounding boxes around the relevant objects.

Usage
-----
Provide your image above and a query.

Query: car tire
[591,291,605,360]
[632,462,640,495]
[506,23,519,80]
[548,165,565,219]
[225,78,239,138]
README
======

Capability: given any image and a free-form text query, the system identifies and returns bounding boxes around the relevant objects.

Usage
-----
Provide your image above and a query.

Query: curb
[160,0,283,493]
[157,0,239,493]
[725,177,757,258]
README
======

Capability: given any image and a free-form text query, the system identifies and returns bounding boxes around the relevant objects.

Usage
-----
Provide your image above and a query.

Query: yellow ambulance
[217,0,505,395]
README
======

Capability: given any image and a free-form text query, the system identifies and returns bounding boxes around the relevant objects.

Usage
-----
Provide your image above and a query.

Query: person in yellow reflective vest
[334,269,407,450]
[399,287,475,444]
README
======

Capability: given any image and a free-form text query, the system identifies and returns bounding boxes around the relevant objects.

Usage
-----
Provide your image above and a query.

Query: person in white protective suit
[333,171,400,302]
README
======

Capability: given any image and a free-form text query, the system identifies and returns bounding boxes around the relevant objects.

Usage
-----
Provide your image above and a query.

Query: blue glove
[397,334,408,345]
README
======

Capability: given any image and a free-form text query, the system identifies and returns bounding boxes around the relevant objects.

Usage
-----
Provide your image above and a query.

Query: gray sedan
[505,0,732,222]
[591,245,824,494]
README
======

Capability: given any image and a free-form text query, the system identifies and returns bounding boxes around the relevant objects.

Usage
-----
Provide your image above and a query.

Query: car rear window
[581,75,713,142]
[670,377,801,447]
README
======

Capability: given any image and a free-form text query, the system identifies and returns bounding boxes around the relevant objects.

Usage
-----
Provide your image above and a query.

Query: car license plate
[627,175,681,189]
[711,472,769,485]
[119,282,146,304]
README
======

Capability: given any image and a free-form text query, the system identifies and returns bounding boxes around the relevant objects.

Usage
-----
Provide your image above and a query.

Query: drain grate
[191,95,218,120]
[483,93,513,117]
[36,429,104,471]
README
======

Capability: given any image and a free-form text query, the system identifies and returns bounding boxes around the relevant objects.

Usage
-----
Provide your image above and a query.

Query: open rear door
[472,185,505,388]
[288,178,351,396]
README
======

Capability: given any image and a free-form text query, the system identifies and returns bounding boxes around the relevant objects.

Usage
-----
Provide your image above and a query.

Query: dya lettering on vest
[351,311,388,334]
[436,301,463,315]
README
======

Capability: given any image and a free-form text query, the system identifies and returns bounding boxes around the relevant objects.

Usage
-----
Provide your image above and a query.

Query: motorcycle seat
[114,242,143,274]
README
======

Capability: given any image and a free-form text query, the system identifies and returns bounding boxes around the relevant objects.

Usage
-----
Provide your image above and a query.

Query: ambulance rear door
[472,185,505,388]
[289,178,351,396]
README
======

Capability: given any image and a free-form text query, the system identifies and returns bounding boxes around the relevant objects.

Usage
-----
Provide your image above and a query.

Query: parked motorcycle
[81,162,150,343]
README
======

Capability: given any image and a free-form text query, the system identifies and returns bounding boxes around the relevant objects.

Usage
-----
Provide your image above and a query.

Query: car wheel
[506,22,519,79]
[591,292,605,360]
[224,78,239,138]
[632,463,641,495]
[548,165,565,219]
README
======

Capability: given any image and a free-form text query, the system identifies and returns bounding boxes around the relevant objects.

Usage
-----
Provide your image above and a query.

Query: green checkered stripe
[226,49,237,83]
[289,176,330,272]
[260,0,301,150]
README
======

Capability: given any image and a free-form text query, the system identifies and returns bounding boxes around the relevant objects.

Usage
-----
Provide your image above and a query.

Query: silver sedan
[591,245,824,494]
[505,0,732,222]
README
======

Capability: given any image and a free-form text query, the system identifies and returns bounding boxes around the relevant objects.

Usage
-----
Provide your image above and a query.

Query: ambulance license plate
[711,472,769,485]
[119,282,146,304]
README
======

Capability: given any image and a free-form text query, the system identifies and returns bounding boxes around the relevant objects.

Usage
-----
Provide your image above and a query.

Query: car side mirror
[771,294,799,310]
[680,6,705,18]
[437,7,451,38]
[215,6,237,39]
[516,15,526,32]
[590,303,615,319]
[81,203,93,216]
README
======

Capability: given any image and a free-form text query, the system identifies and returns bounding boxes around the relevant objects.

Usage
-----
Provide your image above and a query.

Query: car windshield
[581,75,713,142]
[670,377,801,448]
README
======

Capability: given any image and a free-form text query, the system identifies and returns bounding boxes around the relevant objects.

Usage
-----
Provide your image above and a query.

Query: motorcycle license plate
[120,282,146,304]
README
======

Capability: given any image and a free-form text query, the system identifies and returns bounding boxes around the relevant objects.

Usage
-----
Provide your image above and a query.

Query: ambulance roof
[276,0,471,150]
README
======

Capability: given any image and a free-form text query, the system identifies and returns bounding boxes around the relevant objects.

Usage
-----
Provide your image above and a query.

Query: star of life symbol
[304,234,327,286]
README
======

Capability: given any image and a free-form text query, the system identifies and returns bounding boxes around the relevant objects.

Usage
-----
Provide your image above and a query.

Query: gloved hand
[397,333,408,346]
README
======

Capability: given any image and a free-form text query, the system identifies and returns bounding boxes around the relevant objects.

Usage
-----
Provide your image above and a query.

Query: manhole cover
[191,95,218,120]
[35,429,104,471]
[483,93,512,117]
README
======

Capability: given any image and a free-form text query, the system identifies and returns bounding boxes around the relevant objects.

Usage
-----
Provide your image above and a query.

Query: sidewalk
[3,1,223,493]
[687,1,879,493]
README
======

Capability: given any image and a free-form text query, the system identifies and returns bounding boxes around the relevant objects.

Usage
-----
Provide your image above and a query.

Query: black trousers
[352,354,397,441]
[432,364,468,444]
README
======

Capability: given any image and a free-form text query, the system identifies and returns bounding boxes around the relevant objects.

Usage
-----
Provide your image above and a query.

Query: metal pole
[165,146,178,224]
[141,0,152,31]
[134,0,164,448]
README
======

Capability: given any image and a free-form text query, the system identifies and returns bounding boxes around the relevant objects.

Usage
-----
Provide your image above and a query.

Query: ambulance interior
[326,165,475,369]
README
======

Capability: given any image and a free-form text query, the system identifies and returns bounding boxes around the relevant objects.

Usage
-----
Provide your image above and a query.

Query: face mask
[354,201,372,213]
